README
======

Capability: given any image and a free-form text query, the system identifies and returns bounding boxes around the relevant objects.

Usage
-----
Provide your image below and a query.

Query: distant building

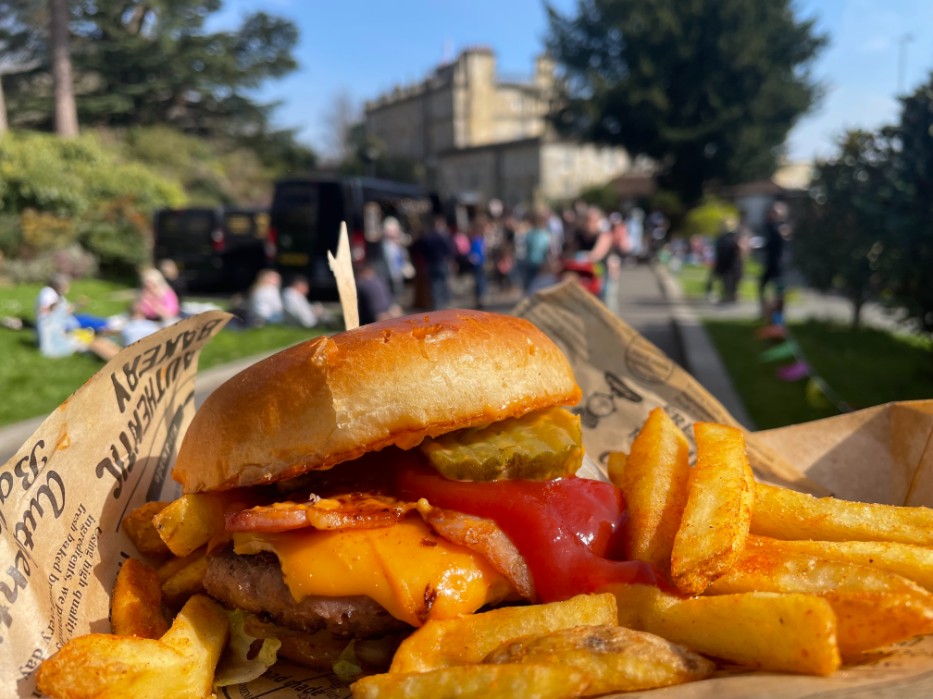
[364,47,640,209]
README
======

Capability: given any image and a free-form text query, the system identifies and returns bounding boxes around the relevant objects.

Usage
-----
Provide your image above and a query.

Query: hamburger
[168,309,658,669]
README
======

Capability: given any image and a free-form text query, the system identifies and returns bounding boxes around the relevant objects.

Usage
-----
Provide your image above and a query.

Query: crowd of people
[386,202,667,316]
[24,197,793,364]
[696,201,791,321]
[32,260,190,360]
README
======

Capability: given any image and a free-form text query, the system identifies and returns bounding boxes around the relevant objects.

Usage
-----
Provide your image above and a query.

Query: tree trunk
[0,74,8,134]
[49,0,79,138]
[851,296,863,330]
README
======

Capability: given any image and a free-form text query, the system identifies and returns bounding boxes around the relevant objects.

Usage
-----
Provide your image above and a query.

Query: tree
[4,0,300,142]
[321,89,360,163]
[0,0,45,133]
[887,75,933,335]
[793,131,895,329]
[49,0,78,136]
[546,0,826,207]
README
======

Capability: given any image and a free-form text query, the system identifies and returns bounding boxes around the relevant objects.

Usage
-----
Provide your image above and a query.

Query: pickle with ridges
[420,407,583,481]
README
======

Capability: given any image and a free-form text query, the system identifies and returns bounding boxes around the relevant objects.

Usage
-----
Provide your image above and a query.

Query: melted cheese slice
[233,516,513,627]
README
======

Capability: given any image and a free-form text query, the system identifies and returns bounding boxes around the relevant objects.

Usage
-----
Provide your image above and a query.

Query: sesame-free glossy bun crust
[173,309,581,492]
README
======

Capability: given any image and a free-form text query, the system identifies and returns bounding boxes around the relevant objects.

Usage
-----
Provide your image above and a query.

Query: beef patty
[204,547,411,637]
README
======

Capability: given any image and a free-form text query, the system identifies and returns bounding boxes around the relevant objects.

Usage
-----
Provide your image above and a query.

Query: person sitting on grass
[137,267,180,324]
[282,275,327,328]
[35,288,120,361]
[120,302,162,346]
[36,273,109,333]
[246,269,284,327]
[356,263,403,325]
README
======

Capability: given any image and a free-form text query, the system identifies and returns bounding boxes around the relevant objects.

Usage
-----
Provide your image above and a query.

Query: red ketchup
[396,462,661,602]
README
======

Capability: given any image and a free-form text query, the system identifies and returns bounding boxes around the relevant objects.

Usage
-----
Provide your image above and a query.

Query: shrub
[682,198,739,239]
[20,209,78,253]
[0,214,23,257]
[2,244,98,284]
[0,130,186,276]
[78,197,153,278]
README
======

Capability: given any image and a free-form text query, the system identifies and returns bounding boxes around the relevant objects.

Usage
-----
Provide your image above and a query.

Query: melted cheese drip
[233,516,513,627]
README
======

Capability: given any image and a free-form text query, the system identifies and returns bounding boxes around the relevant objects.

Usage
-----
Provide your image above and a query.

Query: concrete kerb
[654,265,756,429]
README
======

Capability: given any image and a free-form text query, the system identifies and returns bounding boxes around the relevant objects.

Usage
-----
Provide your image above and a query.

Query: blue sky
[216,0,933,163]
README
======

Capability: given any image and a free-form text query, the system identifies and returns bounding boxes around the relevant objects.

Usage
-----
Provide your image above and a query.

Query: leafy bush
[0,130,186,278]
[578,182,620,213]
[682,198,739,238]
[121,126,271,206]
[78,198,152,278]
[20,209,78,252]
[2,244,98,284]
[0,214,23,257]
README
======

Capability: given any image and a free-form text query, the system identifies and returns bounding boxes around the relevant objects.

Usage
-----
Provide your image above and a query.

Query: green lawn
[673,262,933,429]
[0,279,321,426]
[704,318,933,429]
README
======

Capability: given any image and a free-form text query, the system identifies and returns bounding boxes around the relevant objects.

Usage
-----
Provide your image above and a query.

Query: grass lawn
[0,279,321,427]
[672,262,933,429]
[675,259,798,306]
[704,318,933,429]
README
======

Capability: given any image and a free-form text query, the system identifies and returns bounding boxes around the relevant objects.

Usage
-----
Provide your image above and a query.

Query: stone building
[364,47,636,208]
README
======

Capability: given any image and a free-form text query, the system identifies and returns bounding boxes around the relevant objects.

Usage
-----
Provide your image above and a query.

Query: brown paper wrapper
[3,283,932,698]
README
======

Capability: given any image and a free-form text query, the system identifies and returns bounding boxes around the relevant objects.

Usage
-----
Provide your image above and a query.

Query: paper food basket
[3,281,933,698]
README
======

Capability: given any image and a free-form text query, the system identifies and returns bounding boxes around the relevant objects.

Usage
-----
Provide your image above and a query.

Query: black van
[270,175,435,299]
[152,207,272,292]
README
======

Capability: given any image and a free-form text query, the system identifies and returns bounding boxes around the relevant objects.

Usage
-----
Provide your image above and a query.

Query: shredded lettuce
[332,640,363,683]
[213,609,281,689]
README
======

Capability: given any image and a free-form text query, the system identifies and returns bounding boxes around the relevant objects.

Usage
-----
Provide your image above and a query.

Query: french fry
[705,537,933,657]
[37,595,229,699]
[606,450,627,486]
[121,501,172,558]
[485,624,714,694]
[753,481,933,545]
[353,664,588,699]
[152,492,235,557]
[156,547,206,583]
[609,583,841,676]
[670,422,756,594]
[160,549,209,610]
[756,535,933,592]
[389,593,618,673]
[110,558,169,639]
[617,407,690,572]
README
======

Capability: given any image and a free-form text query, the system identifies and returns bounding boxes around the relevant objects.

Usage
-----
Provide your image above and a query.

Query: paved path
[681,267,912,334]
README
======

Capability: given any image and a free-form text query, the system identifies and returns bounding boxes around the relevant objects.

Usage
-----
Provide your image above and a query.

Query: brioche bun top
[173,309,581,492]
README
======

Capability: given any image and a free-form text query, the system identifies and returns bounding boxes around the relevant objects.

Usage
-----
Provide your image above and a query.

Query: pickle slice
[420,407,583,481]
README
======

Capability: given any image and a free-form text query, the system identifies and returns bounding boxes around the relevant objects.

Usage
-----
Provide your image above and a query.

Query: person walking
[412,216,455,310]
[709,218,742,304]
[467,215,489,309]
[524,211,553,292]
[759,201,791,320]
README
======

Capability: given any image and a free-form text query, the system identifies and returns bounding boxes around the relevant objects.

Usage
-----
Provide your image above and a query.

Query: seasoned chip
[485,625,714,695]
[111,558,169,639]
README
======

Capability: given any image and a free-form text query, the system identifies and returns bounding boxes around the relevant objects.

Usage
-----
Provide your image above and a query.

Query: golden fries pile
[37,409,933,698]
[610,408,933,675]
[37,495,240,699]
[353,594,713,698]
